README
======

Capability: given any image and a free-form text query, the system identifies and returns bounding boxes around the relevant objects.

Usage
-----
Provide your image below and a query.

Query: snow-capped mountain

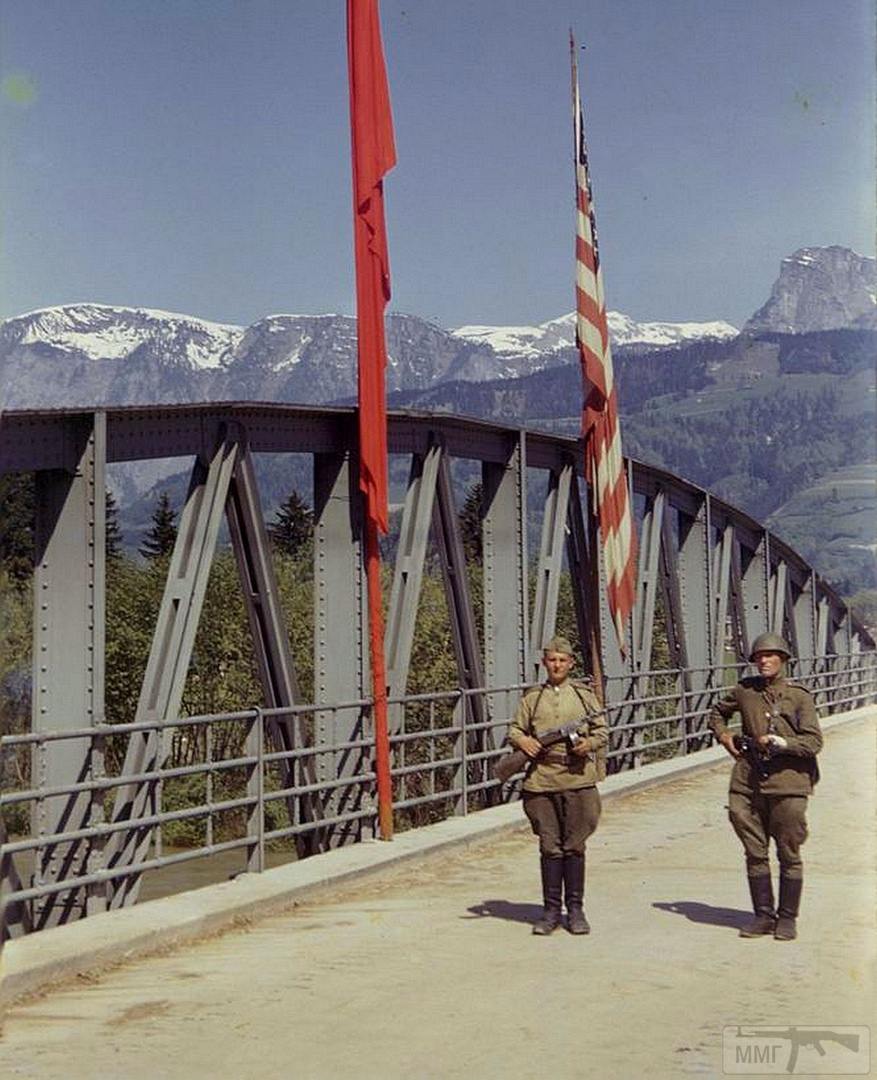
[605,312,739,348]
[451,314,578,359]
[1,245,871,411]
[13,303,730,411]
[0,305,507,410]
[0,304,242,370]
[453,311,738,357]
[743,247,877,334]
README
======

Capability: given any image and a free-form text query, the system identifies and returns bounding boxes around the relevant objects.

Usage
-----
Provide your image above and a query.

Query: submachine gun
[732,733,773,781]
[493,720,585,784]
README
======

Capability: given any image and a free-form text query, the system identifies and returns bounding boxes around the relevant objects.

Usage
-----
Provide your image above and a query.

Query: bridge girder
[0,404,872,927]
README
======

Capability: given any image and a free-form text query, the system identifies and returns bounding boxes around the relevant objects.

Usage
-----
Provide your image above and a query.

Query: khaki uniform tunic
[508,679,607,792]
[707,676,822,796]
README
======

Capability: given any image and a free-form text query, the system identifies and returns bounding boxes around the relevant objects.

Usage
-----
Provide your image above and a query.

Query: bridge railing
[603,653,877,767]
[3,651,875,941]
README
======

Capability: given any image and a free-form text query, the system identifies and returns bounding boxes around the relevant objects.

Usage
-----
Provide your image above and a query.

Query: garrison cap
[543,635,574,656]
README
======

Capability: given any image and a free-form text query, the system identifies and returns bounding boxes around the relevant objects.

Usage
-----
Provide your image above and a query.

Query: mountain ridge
[0,303,742,410]
[2,245,873,591]
[2,245,872,411]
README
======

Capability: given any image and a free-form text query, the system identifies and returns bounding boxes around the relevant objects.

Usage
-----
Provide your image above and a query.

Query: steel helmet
[749,632,792,662]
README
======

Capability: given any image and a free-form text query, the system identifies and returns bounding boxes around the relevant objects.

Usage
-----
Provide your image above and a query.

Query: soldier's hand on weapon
[569,734,590,757]
[517,734,543,758]
[759,733,788,750]
[719,731,741,759]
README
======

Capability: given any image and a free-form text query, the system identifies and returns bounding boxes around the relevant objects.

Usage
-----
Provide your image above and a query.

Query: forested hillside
[388,329,877,592]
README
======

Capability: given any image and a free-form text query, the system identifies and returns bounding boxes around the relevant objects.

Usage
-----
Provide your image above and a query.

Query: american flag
[571,37,637,653]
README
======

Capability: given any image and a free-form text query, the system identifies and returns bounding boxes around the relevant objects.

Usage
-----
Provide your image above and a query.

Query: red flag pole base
[365,517,394,841]
[377,800,394,842]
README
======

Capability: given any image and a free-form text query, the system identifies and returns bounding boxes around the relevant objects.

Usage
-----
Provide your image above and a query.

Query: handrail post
[246,708,265,874]
[459,688,468,816]
[86,729,107,917]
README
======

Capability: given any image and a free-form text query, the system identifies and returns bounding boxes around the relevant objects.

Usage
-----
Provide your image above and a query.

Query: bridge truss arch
[1,404,874,938]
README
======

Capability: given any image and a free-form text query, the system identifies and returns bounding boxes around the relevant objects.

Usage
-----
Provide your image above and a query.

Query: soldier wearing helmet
[708,632,822,941]
[507,635,607,936]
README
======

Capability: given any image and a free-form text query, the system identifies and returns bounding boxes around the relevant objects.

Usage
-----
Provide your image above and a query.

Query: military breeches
[728,790,809,879]
[522,787,601,858]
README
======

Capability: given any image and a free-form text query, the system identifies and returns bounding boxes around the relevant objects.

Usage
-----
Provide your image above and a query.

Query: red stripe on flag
[576,340,610,406]
[575,283,604,335]
[575,235,597,273]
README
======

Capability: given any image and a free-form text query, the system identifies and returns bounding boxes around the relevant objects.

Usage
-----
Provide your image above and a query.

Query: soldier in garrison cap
[507,635,607,936]
[708,633,822,941]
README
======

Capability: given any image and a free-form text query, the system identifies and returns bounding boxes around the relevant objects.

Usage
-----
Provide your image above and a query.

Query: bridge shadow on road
[653,900,750,930]
[463,900,543,924]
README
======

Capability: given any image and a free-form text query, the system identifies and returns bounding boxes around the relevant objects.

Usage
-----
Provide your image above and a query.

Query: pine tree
[0,473,35,582]
[105,489,124,560]
[140,491,178,559]
[268,490,313,559]
[459,482,483,564]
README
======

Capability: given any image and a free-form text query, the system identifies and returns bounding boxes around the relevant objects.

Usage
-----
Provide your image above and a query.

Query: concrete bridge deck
[1,714,874,1080]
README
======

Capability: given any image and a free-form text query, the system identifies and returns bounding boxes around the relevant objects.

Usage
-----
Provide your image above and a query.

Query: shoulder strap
[527,686,547,734]
[570,683,594,712]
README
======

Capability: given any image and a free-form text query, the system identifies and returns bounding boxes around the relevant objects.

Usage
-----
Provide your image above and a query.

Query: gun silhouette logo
[722,1024,869,1074]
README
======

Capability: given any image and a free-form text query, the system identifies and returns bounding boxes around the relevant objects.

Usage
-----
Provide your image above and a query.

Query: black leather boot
[775,875,802,941]
[532,856,564,935]
[739,874,776,937]
[563,853,590,935]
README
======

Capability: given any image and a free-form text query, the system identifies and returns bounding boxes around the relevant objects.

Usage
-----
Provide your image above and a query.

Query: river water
[3,843,299,909]
[139,846,298,901]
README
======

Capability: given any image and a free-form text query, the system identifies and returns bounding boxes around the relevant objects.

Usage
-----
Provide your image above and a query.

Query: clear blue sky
[1,0,873,329]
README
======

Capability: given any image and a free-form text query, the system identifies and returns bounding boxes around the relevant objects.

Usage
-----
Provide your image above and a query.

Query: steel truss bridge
[1,403,874,943]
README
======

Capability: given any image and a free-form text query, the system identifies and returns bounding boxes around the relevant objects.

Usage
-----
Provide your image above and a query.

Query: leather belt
[542,750,574,764]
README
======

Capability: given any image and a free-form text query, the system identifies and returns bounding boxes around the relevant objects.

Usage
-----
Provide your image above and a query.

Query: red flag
[571,36,637,653]
[348,0,396,534]
[348,0,396,839]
